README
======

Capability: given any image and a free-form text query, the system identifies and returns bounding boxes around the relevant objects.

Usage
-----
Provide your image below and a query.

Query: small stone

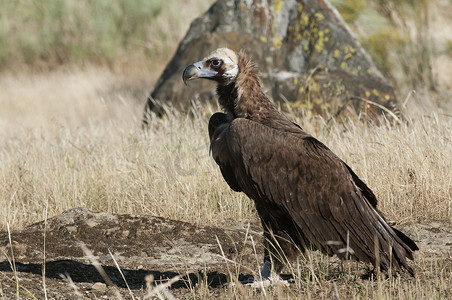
[91,282,107,292]
[430,222,441,229]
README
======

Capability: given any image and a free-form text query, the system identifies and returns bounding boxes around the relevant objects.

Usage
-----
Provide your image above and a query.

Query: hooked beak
[182,61,218,85]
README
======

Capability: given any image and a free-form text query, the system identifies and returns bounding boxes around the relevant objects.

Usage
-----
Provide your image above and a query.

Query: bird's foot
[242,275,290,288]
[223,274,289,288]
[224,262,291,287]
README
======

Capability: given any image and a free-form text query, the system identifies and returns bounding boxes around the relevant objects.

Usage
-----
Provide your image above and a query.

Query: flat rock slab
[0,208,450,298]
[0,208,255,273]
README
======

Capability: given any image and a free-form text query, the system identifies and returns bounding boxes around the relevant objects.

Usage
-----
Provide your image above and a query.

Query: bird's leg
[237,261,271,285]
[236,228,292,287]
[242,259,289,288]
[260,260,272,278]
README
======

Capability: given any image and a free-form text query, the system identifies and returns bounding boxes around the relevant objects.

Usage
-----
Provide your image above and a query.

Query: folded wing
[209,114,417,273]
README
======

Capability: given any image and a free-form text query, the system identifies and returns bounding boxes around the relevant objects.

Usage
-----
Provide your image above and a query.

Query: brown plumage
[183,48,418,277]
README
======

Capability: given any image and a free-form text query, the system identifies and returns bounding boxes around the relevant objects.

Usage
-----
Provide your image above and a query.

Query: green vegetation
[331,0,365,23]
[0,0,210,70]
[331,0,441,95]
[445,39,452,56]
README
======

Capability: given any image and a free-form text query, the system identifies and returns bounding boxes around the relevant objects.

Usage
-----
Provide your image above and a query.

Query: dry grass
[200,245,451,299]
[0,68,252,230]
[0,69,451,232]
[0,69,451,299]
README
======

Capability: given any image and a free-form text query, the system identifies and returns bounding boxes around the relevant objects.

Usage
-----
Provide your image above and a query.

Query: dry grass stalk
[0,70,451,298]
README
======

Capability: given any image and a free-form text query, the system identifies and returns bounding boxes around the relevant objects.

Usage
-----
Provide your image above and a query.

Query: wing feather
[220,118,407,268]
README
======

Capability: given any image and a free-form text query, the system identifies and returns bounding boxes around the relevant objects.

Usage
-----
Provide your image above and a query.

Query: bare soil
[0,208,451,299]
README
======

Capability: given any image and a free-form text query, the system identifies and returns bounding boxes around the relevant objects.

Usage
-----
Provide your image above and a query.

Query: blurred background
[0,0,450,108]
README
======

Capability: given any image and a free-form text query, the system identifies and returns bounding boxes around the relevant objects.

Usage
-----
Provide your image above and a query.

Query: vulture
[182,48,418,279]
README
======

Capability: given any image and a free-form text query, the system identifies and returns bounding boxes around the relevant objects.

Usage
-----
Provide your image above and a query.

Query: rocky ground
[0,208,451,299]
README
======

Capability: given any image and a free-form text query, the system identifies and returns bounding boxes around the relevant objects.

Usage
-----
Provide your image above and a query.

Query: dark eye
[211,59,221,68]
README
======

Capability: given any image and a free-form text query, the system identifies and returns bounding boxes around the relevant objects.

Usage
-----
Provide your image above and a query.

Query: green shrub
[331,0,365,23]
[332,0,435,93]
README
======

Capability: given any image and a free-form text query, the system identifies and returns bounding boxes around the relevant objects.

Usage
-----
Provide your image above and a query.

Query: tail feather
[393,227,419,254]
[374,211,418,275]
[389,225,418,275]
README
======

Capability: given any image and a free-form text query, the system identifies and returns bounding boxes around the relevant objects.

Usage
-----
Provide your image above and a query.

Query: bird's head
[182,48,239,86]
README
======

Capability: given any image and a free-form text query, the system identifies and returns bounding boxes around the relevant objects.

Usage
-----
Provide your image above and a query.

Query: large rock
[144,0,399,123]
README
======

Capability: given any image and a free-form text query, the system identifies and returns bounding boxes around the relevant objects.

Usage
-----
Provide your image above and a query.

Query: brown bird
[183,48,418,281]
